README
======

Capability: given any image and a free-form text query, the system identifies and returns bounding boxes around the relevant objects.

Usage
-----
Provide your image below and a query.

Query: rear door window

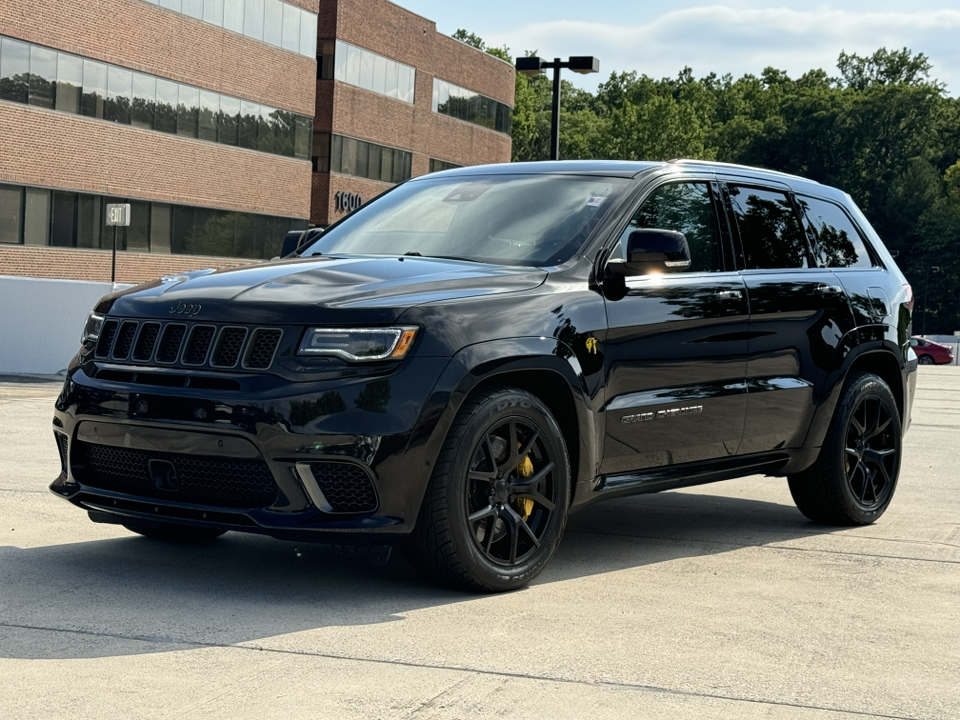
[726,185,809,269]
[796,195,874,269]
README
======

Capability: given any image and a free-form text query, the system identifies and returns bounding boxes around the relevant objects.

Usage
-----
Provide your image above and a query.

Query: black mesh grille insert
[156,324,186,363]
[113,321,138,360]
[95,320,119,358]
[213,327,247,367]
[245,329,282,369]
[77,441,278,508]
[132,322,160,362]
[308,462,378,513]
[183,325,216,366]
[55,432,69,474]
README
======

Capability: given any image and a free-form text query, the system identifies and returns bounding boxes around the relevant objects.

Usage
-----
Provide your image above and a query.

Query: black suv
[51,160,917,592]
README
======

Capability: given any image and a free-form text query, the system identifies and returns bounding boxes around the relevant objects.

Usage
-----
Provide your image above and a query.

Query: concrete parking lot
[1,369,958,720]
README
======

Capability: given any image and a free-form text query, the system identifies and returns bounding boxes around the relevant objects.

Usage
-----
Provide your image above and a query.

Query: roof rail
[667,158,820,184]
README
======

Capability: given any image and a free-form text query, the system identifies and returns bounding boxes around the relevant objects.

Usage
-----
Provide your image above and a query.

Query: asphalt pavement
[1,368,958,719]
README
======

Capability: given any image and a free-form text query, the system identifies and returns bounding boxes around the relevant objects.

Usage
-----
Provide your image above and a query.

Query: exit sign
[106,203,131,227]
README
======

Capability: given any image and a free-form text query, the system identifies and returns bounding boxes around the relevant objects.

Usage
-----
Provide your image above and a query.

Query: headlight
[81,312,105,345]
[297,327,418,361]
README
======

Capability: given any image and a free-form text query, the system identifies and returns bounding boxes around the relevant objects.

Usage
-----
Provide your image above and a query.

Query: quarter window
[620,182,723,273]
[727,185,809,269]
[797,195,874,269]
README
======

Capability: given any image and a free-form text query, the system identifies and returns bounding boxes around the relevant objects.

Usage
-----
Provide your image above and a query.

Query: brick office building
[0,0,514,284]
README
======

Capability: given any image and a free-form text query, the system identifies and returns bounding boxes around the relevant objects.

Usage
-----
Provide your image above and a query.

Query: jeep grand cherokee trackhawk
[51,160,917,592]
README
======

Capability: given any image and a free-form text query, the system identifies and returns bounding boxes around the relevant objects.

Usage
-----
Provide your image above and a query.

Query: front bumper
[50,355,465,543]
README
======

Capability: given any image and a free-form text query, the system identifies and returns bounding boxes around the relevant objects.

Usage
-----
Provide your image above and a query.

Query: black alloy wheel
[918,354,934,365]
[465,416,559,567]
[843,393,898,511]
[404,387,570,592]
[788,372,902,525]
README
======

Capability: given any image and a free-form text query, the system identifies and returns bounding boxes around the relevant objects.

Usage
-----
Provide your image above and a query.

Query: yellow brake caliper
[515,443,535,521]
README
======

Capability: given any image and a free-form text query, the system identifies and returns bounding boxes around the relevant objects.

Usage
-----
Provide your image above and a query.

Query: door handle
[814,284,843,296]
[715,289,742,301]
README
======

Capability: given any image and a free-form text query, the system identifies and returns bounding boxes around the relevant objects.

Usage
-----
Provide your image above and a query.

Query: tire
[788,372,902,525]
[121,518,227,543]
[403,387,571,592]
[918,354,934,365]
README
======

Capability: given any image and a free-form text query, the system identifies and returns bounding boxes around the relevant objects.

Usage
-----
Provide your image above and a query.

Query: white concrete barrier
[0,276,132,375]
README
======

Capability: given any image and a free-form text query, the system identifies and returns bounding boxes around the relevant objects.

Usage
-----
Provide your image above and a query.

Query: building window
[428,159,463,173]
[0,182,306,259]
[0,35,312,162]
[332,40,415,104]
[140,0,317,58]
[329,134,411,184]
[432,78,512,134]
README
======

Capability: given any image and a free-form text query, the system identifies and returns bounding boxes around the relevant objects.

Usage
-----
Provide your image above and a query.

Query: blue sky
[397,0,960,94]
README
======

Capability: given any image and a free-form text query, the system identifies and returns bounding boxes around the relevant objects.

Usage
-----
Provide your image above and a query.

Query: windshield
[302,174,630,267]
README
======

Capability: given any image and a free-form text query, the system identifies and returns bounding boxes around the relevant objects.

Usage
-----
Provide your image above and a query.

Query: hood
[104,255,547,324]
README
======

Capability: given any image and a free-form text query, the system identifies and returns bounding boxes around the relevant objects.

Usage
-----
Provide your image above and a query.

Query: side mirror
[606,229,691,277]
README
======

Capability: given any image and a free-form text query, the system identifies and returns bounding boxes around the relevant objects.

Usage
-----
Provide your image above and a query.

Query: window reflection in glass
[333,41,414,104]
[0,185,23,244]
[728,185,809,269]
[239,99,260,149]
[281,3,300,53]
[105,66,133,124]
[77,195,102,248]
[1,37,30,103]
[263,0,283,47]
[81,59,106,118]
[154,78,179,133]
[54,52,83,114]
[28,45,57,109]
[244,0,264,41]
[299,8,317,58]
[433,78,510,133]
[177,84,200,137]
[198,89,219,141]
[223,0,244,33]
[51,191,78,247]
[218,94,240,145]
[131,72,156,130]
[203,0,224,26]
[23,187,51,246]
[798,195,873,269]
[295,115,313,161]
[181,0,203,19]
[150,203,172,253]
[127,201,151,251]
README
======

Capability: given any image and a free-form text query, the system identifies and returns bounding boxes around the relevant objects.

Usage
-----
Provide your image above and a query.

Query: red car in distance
[910,337,955,365]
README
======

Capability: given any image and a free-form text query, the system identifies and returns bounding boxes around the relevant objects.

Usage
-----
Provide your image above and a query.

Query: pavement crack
[402,676,472,718]
[0,621,930,720]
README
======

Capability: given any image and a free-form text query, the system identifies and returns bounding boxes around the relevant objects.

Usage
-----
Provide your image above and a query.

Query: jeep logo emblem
[169,301,202,316]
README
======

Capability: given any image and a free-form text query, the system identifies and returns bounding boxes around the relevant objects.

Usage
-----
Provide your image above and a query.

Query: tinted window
[0,37,29,103]
[727,185,809,269]
[306,174,630,267]
[105,66,133,124]
[619,182,722,272]
[177,84,200,137]
[81,59,107,118]
[198,89,219,142]
[55,52,83,114]
[154,78,179,133]
[28,44,57,109]
[131,72,156,129]
[0,185,23,244]
[218,95,240,145]
[23,187,51,246]
[797,195,874,269]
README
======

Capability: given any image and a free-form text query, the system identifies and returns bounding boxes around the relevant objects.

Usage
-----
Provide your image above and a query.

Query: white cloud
[493,7,960,92]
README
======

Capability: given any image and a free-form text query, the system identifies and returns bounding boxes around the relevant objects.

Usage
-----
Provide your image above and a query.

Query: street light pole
[515,55,600,161]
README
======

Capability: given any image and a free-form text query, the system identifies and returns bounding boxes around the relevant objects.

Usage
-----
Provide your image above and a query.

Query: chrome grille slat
[92,320,282,372]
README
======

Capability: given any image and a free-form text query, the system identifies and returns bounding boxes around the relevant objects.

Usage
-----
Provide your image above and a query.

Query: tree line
[455,31,960,335]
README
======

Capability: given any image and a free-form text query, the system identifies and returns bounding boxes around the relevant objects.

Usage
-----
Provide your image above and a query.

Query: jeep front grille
[93,319,283,372]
